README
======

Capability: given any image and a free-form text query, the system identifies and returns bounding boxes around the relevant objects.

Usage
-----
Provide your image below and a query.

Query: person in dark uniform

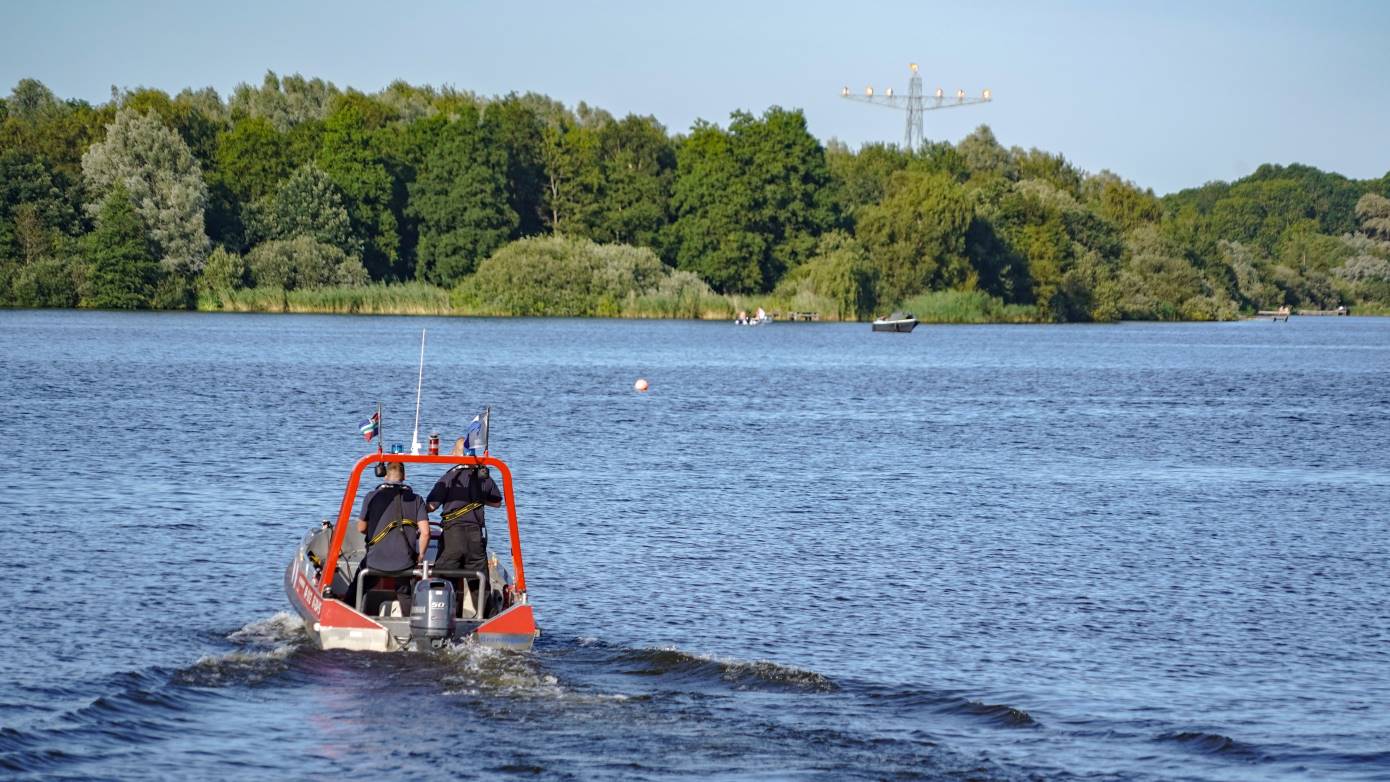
[358,462,430,573]
[427,438,502,576]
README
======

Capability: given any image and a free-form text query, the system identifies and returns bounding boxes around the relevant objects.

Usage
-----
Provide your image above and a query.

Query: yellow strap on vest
[441,502,482,523]
[368,518,416,547]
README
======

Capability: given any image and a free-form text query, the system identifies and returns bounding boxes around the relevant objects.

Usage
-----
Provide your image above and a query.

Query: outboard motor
[410,578,456,648]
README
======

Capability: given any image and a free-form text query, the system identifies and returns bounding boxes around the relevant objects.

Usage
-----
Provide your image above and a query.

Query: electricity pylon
[840,63,992,149]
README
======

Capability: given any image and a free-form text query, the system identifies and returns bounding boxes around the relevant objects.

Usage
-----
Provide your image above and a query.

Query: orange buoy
[634,378,650,392]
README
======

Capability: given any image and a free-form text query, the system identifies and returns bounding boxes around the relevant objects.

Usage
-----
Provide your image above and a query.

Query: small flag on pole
[359,411,380,441]
[462,411,487,455]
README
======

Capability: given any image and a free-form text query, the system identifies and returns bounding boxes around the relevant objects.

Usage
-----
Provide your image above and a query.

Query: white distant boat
[735,307,774,326]
[872,311,918,333]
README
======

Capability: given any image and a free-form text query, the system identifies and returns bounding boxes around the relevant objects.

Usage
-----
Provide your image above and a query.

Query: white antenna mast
[410,328,426,455]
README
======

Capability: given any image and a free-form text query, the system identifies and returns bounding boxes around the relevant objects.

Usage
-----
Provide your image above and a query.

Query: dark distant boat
[285,450,538,652]
[872,312,918,333]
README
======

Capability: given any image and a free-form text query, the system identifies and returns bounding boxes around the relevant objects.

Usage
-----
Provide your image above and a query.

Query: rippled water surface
[2,310,1388,780]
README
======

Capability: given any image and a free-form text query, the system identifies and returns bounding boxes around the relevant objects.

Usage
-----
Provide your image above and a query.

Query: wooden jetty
[785,311,821,321]
[1254,305,1349,321]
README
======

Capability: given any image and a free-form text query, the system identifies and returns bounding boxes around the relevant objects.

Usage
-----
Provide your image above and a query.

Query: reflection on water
[2,311,1388,781]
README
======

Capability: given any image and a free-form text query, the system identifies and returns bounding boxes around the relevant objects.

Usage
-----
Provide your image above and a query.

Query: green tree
[772,231,877,319]
[485,93,550,238]
[83,186,160,308]
[229,71,340,131]
[856,169,974,304]
[0,80,110,207]
[215,116,293,203]
[667,107,836,293]
[116,86,227,168]
[825,140,909,224]
[1356,193,1390,241]
[408,107,517,285]
[666,121,764,292]
[539,110,603,235]
[316,93,401,279]
[590,114,675,248]
[1085,171,1162,232]
[0,150,74,264]
[81,107,210,273]
[248,163,361,255]
[956,125,1014,180]
[198,246,247,292]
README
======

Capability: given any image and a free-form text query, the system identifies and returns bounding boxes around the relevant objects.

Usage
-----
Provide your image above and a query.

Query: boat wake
[175,613,308,688]
[604,643,839,693]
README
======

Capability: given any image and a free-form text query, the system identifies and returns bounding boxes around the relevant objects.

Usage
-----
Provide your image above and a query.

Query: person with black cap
[427,438,501,577]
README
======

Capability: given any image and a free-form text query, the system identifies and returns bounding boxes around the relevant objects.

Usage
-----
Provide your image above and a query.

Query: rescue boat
[284,451,538,652]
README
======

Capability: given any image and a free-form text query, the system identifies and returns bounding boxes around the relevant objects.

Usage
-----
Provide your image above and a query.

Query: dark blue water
[2,310,1388,780]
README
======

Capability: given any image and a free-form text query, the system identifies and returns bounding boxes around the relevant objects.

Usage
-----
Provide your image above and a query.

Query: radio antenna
[410,328,426,455]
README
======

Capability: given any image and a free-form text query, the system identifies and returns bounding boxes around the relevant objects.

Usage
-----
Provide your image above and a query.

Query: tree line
[2,73,1388,319]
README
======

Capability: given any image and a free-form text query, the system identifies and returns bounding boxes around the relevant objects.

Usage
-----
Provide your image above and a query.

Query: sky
[3,0,1387,194]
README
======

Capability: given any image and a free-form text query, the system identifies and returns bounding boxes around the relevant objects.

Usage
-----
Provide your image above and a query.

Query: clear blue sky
[4,0,1387,194]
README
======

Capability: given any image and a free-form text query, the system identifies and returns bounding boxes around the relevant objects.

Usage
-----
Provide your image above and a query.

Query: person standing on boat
[358,462,430,572]
[427,438,502,576]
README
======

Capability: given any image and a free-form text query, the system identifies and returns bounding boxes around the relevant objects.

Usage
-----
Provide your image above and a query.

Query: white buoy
[634,378,650,392]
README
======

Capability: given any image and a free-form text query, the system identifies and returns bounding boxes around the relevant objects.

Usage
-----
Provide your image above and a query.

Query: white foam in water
[439,640,627,703]
[227,612,308,648]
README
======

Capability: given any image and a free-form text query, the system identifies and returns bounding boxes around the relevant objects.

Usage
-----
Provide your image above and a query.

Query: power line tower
[840,63,992,149]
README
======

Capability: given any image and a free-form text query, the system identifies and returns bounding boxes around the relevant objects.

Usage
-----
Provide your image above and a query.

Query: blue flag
[462,414,481,455]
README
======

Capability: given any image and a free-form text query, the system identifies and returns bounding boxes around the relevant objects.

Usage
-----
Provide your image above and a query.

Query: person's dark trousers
[437,522,487,574]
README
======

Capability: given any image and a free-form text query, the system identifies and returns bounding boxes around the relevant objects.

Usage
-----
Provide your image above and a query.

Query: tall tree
[408,107,517,285]
[81,107,210,273]
[249,162,361,256]
[0,150,73,263]
[590,114,675,248]
[485,94,549,238]
[667,107,836,293]
[316,93,401,279]
[84,186,160,308]
[856,169,974,304]
[667,121,764,292]
[1356,193,1390,241]
[215,116,293,203]
[539,112,603,236]
[956,125,1014,180]
[826,140,909,225]
[229,71,340,131]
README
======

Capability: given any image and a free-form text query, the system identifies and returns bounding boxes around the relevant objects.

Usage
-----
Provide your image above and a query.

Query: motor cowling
[410,578,456,644]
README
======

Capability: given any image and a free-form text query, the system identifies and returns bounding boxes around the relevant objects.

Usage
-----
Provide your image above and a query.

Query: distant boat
[735,307,774,326]
[872,311,918,333]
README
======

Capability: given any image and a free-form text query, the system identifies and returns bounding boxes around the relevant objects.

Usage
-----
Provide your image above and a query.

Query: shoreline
[4,303,1384,323]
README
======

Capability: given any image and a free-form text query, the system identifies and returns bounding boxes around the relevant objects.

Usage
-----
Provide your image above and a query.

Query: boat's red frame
[317,453,527,597]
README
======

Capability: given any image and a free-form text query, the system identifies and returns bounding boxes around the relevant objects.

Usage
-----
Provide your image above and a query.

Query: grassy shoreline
[184,283,1388,322]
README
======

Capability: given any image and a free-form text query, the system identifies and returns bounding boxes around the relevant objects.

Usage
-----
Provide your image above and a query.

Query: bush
[10,256,79,307]
[246,236,369,291]
[199,246,247,292]
[896,289,1038,323]
[150,272,196,309]
[454,236,718,317]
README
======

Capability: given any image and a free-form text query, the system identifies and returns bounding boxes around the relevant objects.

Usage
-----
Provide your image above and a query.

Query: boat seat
[328,525,369,601]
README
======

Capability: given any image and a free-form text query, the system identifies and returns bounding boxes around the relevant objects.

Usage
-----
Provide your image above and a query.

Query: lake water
[1,310,1387,781]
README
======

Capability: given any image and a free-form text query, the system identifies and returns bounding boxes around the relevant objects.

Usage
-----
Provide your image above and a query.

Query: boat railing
[355,566,489,621]
[319,453,526,602]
